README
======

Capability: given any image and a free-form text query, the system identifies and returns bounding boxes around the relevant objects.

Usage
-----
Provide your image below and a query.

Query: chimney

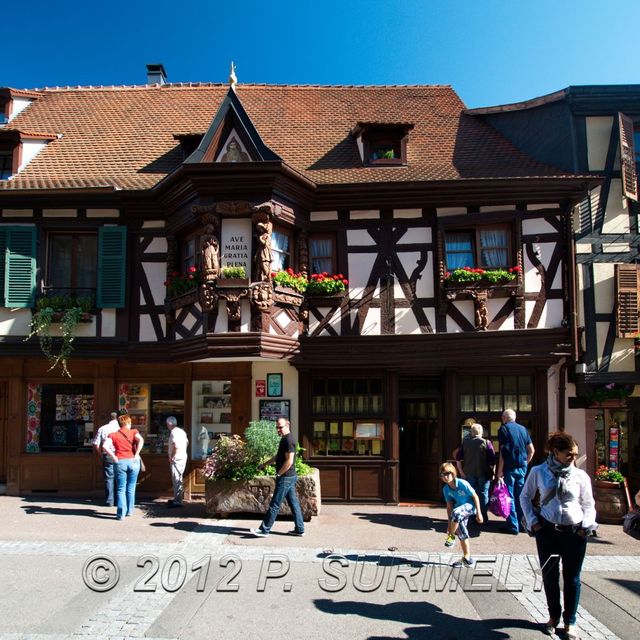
[146,63,167,85]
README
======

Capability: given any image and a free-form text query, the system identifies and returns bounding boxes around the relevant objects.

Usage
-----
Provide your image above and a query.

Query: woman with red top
[103,413,144,520]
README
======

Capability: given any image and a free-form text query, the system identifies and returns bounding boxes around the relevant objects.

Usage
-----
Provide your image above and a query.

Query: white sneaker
[250,528,268,537]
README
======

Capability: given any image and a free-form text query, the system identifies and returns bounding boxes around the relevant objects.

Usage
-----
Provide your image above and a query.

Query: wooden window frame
[271,226,292,272]
[182,233,200,274]
[45,231,98,293]
[615,263,639,338]
[309,233,336,275]
[444,223,513,270]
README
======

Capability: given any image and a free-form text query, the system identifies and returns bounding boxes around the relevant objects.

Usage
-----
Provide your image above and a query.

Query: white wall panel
[586,116,613,171]
[602,179,630,235]
[347,229,376,245]
[592,263,614,314]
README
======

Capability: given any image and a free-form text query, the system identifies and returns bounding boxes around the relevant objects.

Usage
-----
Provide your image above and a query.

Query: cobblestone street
[0,498,638,640]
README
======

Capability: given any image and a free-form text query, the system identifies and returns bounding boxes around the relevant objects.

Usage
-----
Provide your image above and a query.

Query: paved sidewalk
[0,496,638,640]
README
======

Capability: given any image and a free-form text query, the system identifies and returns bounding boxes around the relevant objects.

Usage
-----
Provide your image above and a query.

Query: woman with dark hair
[103,413,144,520]
[520,432,597,640]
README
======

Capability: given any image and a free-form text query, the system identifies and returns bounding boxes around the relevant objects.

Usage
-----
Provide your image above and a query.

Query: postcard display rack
[118,383,149,440]
[192,381,232,459]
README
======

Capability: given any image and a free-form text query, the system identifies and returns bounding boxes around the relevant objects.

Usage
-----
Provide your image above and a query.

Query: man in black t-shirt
[251,418,305,537]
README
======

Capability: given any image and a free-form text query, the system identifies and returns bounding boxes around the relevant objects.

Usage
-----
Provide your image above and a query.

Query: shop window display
[119,383,184,454]
[27,383,95,452]
[192,380,232,459]
[310,377,384,456]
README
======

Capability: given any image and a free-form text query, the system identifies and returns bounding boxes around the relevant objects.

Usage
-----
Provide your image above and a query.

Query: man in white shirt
[166,416,188,508]
[92,412,120,506]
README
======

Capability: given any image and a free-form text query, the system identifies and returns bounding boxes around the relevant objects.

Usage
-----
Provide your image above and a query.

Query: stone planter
[205,467,321,521]
[593,479,628,523]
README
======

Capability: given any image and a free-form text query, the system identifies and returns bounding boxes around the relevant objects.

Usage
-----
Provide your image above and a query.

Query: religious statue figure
[198,426,210,459]
[220,137,250,163]
[254,218,273,282]
[201,224,219,282]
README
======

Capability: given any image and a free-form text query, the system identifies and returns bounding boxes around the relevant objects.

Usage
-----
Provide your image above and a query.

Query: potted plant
[271,268,308,294]
[25,294,94,378]
[217,265,249,287]
[585,383,632,406]
[204,420,321,520]
[306,272,348,296]
[593,465,631,524]
[443,266,520,286]
[165,266,202,296]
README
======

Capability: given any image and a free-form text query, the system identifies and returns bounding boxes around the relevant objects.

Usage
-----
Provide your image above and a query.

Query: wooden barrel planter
[593,479,628,524]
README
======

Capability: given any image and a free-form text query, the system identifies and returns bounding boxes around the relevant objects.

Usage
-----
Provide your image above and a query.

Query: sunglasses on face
[440,472,452,477]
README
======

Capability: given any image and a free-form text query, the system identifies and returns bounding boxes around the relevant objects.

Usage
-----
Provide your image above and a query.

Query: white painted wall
[9,98,33,120]
[142,262,167,306]
[0,308,31,336]
[602,179,630,235]
[18,140,48,173]
[586,116,613,171]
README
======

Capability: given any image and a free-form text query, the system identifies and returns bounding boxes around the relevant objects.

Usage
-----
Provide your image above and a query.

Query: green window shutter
[5,226,36,308]
[0,228,6,305]
[97,226,127,308]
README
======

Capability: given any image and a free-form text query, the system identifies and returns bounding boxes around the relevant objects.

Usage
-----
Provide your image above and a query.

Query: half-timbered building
[0,68,595,501]
[469,85,640,495]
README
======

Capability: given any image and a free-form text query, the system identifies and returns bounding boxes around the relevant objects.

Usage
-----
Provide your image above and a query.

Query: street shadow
[21,504,114,519]
[19,497,114,519]
[316,552,451,568]
[314,598,540,639]
[608,578,640,596]
[352,511,449,534]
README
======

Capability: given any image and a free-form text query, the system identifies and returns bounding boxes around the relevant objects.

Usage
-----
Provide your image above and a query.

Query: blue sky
[3,0,637,107]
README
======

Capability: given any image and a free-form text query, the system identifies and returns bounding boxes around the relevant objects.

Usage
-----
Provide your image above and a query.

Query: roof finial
[229,62,238,92]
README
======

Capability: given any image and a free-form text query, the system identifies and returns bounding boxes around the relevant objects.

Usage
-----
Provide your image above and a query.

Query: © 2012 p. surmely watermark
[82,553,559,594]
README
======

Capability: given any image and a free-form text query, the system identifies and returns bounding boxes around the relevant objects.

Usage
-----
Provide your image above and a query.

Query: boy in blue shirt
[440,461,483,567]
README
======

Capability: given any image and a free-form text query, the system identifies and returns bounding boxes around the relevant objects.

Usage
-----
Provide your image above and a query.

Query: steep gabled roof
[0,82,575,192]
[185,87,280,164]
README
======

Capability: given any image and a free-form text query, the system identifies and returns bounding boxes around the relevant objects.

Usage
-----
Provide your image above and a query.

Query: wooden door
[399,399,442,500]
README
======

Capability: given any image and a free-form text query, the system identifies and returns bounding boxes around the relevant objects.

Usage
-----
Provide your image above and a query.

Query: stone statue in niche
[220,137,250,163]
[201,223,220,282]
[254,215,273,282]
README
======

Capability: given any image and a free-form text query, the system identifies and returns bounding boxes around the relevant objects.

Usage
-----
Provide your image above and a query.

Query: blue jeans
[503,467,526,532]
[466,474,490,521]
[535,524,587,625]
[114,458,140,519]
[102,455,115,505]
[259,475,305,534]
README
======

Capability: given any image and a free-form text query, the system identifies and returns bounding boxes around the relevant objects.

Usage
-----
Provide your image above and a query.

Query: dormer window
[352,122,414,166]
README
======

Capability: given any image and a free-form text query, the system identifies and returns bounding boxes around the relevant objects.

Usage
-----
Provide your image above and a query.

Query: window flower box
[217,278,250,288]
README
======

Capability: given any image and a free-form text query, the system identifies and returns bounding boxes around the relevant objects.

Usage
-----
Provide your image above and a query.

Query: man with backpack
[496,409,535,534]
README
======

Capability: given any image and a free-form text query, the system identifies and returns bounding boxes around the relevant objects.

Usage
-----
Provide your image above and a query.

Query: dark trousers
[535,523,587,625]
[102,455,115,506]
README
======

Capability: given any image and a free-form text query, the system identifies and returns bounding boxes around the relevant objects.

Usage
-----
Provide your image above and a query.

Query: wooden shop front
[4,359,251,497]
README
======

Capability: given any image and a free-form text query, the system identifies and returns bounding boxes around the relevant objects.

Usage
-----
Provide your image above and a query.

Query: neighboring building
[469,85,640,495]
[0,67,594,501]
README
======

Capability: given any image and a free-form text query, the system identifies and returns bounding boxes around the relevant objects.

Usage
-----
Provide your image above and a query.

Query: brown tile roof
[0,83,573,192]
